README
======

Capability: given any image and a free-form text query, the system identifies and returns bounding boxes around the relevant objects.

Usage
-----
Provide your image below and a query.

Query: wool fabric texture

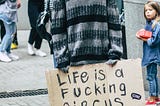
[49,0,123,68]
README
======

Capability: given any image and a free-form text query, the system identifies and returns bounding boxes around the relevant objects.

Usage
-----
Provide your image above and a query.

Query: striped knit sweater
[49,0,123,68]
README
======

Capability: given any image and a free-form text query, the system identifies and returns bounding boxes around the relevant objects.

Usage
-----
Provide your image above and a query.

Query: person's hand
[138,36,148,41]
[59,66,69,73]
[136,34,148,41]
[17,0,21,8]
[140,37,148,41]
[136,33,141,39]
[106,59,118,67]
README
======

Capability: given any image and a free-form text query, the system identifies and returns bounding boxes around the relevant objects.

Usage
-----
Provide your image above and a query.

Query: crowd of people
[0,0,47,63]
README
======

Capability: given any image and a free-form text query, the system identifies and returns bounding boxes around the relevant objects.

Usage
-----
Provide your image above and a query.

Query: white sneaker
[0,52,12,62]
[35,49,47,57]
[8,53,19,61]
[28,43,35,55]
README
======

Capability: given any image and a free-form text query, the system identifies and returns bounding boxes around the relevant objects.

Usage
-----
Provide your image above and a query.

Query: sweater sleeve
[50,0,69,68]
[107,0,123,60]
[147,24,160,46]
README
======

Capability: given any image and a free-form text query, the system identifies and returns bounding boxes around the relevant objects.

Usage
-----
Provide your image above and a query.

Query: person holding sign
[47,0,123,73]
[136,1,160,105]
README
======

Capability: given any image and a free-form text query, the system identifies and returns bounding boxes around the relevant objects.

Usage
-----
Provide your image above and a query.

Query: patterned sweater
[48,0,123,68]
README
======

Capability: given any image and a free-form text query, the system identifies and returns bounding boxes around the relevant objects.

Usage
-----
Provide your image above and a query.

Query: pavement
[0,30,151,106]
[0,30,53,106]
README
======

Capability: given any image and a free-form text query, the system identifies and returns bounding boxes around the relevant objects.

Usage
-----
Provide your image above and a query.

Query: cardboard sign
[46,59,145,106]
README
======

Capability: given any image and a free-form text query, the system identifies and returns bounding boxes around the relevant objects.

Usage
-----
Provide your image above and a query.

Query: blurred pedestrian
[136,1,160,105]
[27,0,47,57]
[0,0,21,62]
[0,20,19,49]
[47,0,123,72]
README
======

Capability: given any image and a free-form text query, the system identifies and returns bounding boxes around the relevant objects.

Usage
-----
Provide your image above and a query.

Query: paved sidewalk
[0,30,53,106]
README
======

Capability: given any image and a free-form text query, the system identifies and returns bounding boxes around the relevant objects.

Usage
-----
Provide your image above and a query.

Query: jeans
[146,63,158,97]
[0,22,16,53]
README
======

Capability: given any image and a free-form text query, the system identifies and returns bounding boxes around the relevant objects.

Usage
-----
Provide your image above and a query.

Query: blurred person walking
[27,0,47,57]
[0,0,21,62]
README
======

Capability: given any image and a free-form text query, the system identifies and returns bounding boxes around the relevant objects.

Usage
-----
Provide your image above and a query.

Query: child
[136,1,160,105]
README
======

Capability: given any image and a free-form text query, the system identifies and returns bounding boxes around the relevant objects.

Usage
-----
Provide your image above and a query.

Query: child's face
[145,5,157,20]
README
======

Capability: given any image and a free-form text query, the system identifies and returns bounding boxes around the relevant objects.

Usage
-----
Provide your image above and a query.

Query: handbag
[36,0,50,41]
[36,11,50,41]
[36,11,53,54]
[36,0,53,54]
